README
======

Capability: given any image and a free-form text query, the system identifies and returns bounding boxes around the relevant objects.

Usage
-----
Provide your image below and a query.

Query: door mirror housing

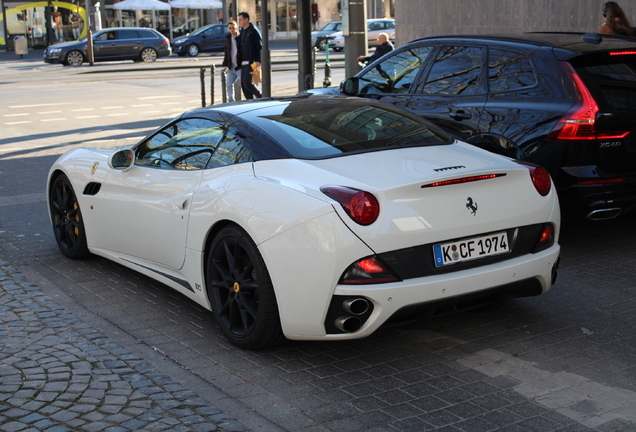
[340,77,359,95]
[108,148,136,171]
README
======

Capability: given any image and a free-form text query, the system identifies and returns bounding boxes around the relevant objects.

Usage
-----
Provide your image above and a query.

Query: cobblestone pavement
[3,54,636,431]
[0,259,248,432]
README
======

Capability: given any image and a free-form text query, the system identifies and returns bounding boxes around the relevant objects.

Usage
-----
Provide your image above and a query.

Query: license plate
[433,232,509,267]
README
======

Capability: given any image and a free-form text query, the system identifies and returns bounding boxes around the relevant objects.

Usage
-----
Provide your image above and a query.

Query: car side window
[95,31,117,42]
[421,46,485,95]
[358,46,432,95]
[135,118,225,170]
[140,30,156,38]
[488,49,537,92]
[206,131,253,169]
[120,30,141,39]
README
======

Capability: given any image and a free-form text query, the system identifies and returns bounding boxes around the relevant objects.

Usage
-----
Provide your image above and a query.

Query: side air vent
[83,182,102,196]
[434,165,466,172]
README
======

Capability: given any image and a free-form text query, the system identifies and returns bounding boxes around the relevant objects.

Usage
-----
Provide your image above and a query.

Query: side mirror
[340,77,359,95]
[108,148,135,171]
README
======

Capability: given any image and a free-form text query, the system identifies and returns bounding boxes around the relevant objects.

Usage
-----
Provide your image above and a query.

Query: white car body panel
[254,143,560,253]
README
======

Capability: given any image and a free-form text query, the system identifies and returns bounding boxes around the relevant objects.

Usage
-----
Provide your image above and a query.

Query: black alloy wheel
[206,225,284,349]
[49,174,90,259]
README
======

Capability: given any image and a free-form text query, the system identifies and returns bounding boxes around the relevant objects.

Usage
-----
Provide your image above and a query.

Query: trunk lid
[254,143,558,254]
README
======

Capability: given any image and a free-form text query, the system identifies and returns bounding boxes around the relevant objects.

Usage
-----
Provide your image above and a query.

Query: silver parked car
[311,21,342,50]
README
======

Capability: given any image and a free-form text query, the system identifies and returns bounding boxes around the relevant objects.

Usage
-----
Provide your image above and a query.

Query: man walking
[237,12,262,99]
[222,20,241,102]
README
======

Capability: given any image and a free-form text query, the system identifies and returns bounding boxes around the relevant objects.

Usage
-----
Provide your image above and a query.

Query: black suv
[327,32,636,220]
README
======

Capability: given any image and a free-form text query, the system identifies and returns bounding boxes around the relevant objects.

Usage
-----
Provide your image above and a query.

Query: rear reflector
[575,178,623,186]
[421,173,506,188]
[339,256,401,284]
[533,223,555,253]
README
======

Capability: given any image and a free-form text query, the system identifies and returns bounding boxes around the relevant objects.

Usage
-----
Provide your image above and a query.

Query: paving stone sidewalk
[0,259,249,432]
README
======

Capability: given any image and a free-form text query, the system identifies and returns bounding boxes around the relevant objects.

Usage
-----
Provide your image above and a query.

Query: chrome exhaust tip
[342,298,370,316]
[586,208,621,220]
[334,316,362,333]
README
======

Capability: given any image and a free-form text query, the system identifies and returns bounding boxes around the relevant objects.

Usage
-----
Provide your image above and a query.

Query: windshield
[190,26,210,36]
[243,98,452,159]
[321,22,341,32]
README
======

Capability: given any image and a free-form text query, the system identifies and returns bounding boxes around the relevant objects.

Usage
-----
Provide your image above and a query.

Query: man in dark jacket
[357,32,394,65]
[237,12,262,99]
[222,20,241,102]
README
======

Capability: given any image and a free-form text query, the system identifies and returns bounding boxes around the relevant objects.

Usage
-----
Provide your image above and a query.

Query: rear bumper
[158,47,172,58]
[558,180,636,220]
[285,244,560,340]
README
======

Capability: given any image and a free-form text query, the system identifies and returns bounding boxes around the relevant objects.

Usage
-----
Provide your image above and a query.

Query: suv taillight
[548,62,630,140]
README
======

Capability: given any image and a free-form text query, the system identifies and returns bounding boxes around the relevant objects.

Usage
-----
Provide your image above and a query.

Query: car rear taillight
[548,62,630,140]
[321,186,380,225]
[517,162,551,196]
[163,38,169,45]
[339,256,400,284]
[533,223,555,253]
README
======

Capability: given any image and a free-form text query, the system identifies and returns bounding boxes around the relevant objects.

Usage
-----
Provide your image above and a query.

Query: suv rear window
[578,55,636,110]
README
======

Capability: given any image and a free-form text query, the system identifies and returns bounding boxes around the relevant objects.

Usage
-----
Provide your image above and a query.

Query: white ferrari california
[47,95,561,349]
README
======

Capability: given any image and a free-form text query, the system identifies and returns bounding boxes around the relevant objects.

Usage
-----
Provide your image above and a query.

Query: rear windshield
[577,54,636,110]
[242,99,452,159]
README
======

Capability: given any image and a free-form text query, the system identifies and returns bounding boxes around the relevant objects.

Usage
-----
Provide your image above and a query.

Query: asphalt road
[2,50,636,432]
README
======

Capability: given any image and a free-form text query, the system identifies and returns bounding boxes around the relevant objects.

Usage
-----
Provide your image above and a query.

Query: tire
[65,50,84,66]
[206,225,284,349]
[316,39,326,51]
[186,44,199,57]
[140,47,157,62]
[49,173,90,259]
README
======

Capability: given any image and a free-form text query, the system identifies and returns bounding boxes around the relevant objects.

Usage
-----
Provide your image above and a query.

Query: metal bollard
[323,42,332,87]
[200,68,206,107]
[221,69,227,104]
[210,64,215,106]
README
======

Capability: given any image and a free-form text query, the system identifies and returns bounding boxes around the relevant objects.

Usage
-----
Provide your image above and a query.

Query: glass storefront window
[1,2,85,48]
[275,1,296,34]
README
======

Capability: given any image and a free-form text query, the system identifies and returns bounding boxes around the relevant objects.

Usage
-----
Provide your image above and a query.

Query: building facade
[395,0,636,47]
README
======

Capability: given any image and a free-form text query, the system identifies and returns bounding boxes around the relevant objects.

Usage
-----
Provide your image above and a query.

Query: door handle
[449,110,472,121]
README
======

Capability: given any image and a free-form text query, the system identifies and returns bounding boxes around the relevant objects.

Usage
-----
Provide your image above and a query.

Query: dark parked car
[171,24,228,57]
[320,32,636,220]
[43,28,171,66]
